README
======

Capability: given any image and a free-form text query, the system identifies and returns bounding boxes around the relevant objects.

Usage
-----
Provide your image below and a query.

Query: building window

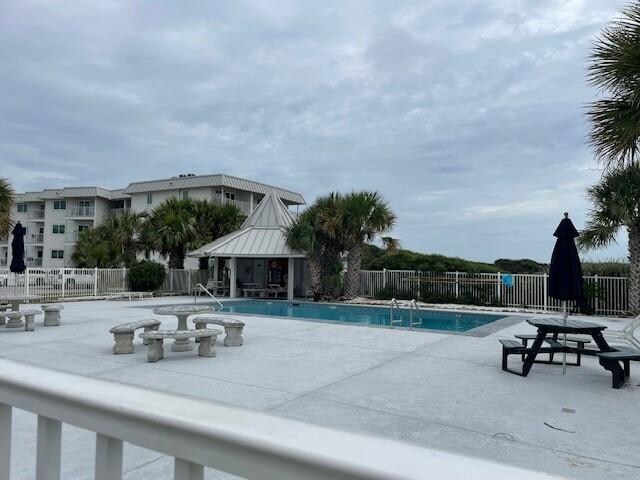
[53,200,66,210]
[51,250,64,259]
[182,190,189,200]
[17,203,27,213]
[52,225,65,234]
[146,193,153,205]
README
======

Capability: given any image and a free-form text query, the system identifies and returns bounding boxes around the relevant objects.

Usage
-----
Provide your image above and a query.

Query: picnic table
[522,317,615,376]
[152,305,214,352]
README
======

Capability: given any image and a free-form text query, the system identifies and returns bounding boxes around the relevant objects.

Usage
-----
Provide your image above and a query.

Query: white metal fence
[0,360,559,480]
[0,268,209,302]
[360,270,629,316]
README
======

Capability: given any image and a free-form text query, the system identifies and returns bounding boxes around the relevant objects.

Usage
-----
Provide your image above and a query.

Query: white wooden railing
[360,270,629,315]
[0,360,558,480]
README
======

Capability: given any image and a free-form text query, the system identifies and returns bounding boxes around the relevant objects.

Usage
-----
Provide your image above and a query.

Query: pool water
[218,300,507,333]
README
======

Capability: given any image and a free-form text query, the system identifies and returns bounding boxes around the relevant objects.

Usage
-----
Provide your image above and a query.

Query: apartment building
[1,174,305,268]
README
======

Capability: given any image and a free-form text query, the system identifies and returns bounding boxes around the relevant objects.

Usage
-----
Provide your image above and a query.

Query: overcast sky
[0,0,630,262]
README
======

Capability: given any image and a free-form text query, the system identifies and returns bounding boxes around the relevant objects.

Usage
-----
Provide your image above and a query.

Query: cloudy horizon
[0,0,630,263]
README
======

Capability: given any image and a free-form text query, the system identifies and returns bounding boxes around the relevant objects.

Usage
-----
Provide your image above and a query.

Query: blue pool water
[217,300,507,332]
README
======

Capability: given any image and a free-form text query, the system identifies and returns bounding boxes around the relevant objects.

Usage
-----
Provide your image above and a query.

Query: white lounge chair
[605,315,640,349]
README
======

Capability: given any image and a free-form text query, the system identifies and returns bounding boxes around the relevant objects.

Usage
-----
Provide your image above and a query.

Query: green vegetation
[286,191,396,300]
[579,164,640,313]
[73,199,245,269]
[0,178,14,239]
[128,260,166,292]
[587,2,640,169]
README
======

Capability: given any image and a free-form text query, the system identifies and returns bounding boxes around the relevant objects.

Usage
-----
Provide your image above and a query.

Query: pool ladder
[389,299,423,329]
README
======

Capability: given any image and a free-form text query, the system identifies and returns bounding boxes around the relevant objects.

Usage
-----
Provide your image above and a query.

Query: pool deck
[0,296,638,479]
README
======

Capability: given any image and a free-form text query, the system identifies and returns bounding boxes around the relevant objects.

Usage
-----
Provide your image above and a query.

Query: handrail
[193,283,224,311]
[0,360,557,480]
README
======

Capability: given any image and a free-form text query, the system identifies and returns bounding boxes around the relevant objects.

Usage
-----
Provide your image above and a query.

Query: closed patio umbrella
[548,213,583,374]
[9,221,26,274]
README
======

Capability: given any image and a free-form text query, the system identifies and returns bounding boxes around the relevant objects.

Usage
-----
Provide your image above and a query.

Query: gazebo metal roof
[187,190,306,259]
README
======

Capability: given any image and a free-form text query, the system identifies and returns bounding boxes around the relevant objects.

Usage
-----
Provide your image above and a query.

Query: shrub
[128,260,166,292]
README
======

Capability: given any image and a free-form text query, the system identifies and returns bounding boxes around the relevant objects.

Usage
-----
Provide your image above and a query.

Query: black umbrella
[10,221,26,274]
[548,212,583,374]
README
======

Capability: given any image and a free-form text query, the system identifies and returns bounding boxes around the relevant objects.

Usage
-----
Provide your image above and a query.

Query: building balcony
[28,209,45,220]
[25,233,44,244]
[65,231,83,243]
[110,207,131,216]
[211,195,252,214]
[66,206,95,218]
[26,257,43,267]
[0,259,7,267]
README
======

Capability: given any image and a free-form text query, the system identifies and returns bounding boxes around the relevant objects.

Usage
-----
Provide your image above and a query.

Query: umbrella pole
[562,301,567,375]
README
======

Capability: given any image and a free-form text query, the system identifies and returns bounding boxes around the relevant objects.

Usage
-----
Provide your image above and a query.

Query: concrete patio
[0,296,638,479]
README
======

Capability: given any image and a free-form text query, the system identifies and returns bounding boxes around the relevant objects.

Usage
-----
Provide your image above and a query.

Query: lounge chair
[266,284,287,298]
[604,315,640,350]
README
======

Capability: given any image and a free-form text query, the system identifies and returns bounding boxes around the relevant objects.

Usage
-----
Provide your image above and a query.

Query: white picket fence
[360,270,629,316]
[0,268,208,302]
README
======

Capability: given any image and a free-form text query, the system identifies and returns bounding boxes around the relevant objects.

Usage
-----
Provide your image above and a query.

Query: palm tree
[99,211,144,267]
[578,164,640,313]
[142,198,199,269]
[588,2,640,168]
[339,191,396,300]
[192,200,245,269]
[72,228,121,268]
[286,193,343,299]
[0,178,14,239]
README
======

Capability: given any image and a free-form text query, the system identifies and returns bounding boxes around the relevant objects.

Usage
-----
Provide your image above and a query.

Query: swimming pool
[215,300,507,333]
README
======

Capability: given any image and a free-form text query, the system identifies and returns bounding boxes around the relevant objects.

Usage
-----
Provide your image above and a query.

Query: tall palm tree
[339,191,396,300]
[99,211,144,267]
[72,228,121,268]
[588,2,640,168]
[0,178,14,239]
[143,198,199,269]
[286,193,343,299]
[578,164,640,313]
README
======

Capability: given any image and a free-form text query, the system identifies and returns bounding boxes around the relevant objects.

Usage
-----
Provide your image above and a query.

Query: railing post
[188,269,192,293]
[25,267,30,296]
[122,267,126,292]
[95,434,123,480]
[543,273,548,311]
[594,274,599,315]
[94,267,99,297]
[170,269,174,292]
[382,268,387,289]
[496,272,501,303]
[0,403,11,480]
[61,268,66,299]
[36,416,61,480]
[455,271,459,298]
[174,458,204,480]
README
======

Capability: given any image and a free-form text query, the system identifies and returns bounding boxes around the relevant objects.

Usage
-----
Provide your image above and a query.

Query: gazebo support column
[229,257,237,298]
[213,258,219,282]
[288,257,295,300]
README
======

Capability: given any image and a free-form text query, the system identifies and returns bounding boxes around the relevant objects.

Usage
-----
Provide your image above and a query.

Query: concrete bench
[4,310,42,331]
[109,319,161,354]
[193,316,245,346]
[41,304,64,327]
[139,329,222,362]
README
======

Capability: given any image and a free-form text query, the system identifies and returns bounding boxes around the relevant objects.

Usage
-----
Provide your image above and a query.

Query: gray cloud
[0,0,629,262]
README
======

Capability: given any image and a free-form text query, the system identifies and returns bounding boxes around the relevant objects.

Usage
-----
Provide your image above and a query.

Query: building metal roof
[187,191,306,258]
[122,173,305,205]
[38,187,130,200]
[14,192,45,202]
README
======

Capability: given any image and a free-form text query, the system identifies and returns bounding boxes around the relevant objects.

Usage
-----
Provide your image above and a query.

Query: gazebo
[187,190,307,300]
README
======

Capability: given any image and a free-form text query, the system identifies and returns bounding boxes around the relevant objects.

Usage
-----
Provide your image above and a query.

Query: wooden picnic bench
[139,329,222,362]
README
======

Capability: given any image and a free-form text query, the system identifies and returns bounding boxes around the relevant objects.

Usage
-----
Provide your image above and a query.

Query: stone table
[152,304,214,351]
[0,295,41,328]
